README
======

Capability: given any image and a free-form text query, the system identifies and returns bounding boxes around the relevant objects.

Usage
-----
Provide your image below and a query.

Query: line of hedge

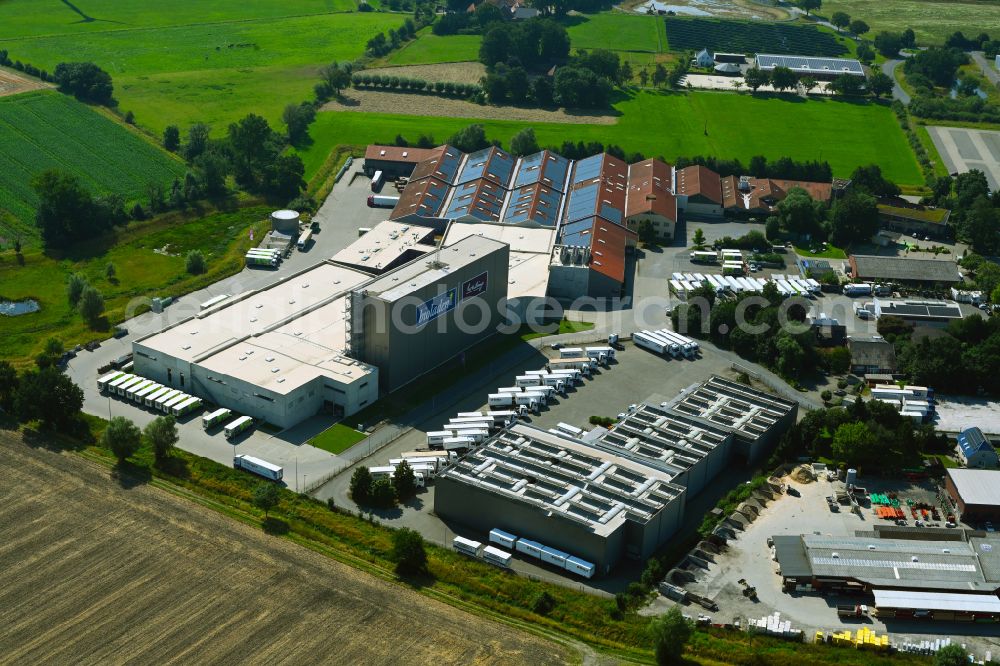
[351,73,482,98]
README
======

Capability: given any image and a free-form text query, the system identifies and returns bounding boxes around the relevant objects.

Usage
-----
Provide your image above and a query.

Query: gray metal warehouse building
[435,423,687,574]
[352,234,509,392]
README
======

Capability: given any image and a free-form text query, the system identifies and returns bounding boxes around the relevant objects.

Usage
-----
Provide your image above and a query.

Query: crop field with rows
[0,91,185,241]
[664,17,849,56]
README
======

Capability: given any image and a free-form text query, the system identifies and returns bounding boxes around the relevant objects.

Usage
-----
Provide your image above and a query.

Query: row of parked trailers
[97,371,203,417]
[670,273,821,299]
[245,248,282,268]
[488,528,595,578]
[633,328,699,360]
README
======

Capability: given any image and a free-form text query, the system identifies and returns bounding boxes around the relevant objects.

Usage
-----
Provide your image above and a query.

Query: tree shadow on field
[396,569,434,590]
[111,461,152,489]
[155,455,190,480]
[262,517,289,535]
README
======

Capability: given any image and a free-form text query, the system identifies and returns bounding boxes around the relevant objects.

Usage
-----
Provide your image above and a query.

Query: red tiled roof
[589,219,636,284]
[675,165,723,205]
[722,176,832,212]
[626,159,678,222]
[364,144,444,164]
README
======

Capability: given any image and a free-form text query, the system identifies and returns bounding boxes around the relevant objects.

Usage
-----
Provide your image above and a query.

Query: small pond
[950,79,988,100]
[0,299,40,316]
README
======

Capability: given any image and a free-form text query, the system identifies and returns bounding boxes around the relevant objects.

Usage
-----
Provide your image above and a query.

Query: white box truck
[515,375,542,388]
[97,371,123,393]
[515,539,544,560]
[234,454,283,481]
[565,556,596,579]
[843,283,873,296]
[144,386,170,408]
[442,436,475,451]
[488,393,515,408]
[367,193,399,208]
[153,389,182,411]
[482,545,512,568]
[426,430,454,447]
[559,347,584,359]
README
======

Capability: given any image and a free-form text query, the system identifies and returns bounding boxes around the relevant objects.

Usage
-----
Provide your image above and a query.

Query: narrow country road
[970,51,1000,88]
[882,59,911,104]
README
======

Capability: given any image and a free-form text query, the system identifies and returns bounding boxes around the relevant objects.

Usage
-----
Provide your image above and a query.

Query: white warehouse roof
[873,589,1000,614]
[755,54,864,76]
[947,469,1000,506]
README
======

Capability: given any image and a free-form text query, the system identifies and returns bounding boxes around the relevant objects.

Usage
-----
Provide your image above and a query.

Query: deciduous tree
[103,416,142,463]
[390,528,428,576]
[252,483,280,518]
[145,415,179,464]
[649,606,692,665]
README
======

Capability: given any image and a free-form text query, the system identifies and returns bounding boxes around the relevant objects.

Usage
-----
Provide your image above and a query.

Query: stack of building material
[746,612,801,639]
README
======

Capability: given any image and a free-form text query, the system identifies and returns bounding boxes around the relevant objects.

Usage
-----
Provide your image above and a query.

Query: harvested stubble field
[365,62,486,85]
[322,88,617,124]
[0,67,48,97]
[0,434,568,665]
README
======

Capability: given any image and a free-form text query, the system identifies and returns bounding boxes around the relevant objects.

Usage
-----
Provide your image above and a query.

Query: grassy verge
[912,124,950,180]
[794,244,848,260]
[309,424,368,455]
[521,319,595,341]
[42,418,926,665]
[0,203,269,367]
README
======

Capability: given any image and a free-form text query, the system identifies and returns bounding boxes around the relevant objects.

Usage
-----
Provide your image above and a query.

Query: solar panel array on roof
[572,154,604,185]
[411,147,464,184]
[560,217,596,249]
[502,184,563,226]
[457,147,515,187]
[444,179,505,221]
[565,182,599,224]
[756,54,864,75]
[513,151,571,191]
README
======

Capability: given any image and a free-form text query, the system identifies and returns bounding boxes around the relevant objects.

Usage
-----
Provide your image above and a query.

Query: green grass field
[0,206,270,365]
[0,2,403,135]
[386,31,483,65]
[309,424,367,454]
[562,13,666,54]
[818,0,1000,46]
[298,90,923,186]
[0,91,186,242]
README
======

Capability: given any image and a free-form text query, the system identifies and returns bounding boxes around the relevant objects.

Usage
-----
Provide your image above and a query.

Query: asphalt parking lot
[645,471,1000,660]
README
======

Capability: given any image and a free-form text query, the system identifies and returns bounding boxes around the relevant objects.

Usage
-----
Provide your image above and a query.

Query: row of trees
[352,74,482,98]
[0,361,83,434]
[924,169,1000,255]
[0,53,115,106]
[365,18,419,57]
[676,155,833,183]
[738,65,893,98]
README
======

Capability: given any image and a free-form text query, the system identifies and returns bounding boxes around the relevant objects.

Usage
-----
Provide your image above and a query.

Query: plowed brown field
[0,433,569,665]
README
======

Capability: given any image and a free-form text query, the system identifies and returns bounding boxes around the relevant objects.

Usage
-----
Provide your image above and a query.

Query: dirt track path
[0,433,570,665]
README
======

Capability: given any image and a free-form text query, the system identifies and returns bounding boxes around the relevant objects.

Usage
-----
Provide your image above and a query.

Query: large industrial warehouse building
[133,236,506,427]
[435,377,797,575]
[435,423,687,574]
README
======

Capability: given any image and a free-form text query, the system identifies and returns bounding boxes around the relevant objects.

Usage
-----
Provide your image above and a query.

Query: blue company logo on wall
[462,271,488,300]
[416,288,458,325]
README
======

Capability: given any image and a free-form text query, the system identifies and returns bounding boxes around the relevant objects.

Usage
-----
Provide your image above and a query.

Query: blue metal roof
[756,54,864,76]
[572,154,604,185]
[457,147,514,187]
[958,427,996,458]
[443,179,505,221]
[559,217,596,249]
[502,184,563,226]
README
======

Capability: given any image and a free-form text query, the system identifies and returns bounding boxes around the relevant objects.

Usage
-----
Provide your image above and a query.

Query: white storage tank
[270,209,300,234]
[846,468,857,486]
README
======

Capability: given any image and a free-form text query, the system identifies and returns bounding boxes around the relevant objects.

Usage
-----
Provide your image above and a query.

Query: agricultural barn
[434,423,687,574]
[877,201,951,239]
[755,54,865,80]
[363,145,444,179]
[848,255,962,287]
[946,469,1000,523]
[847,336,897,375]
[773,528,1000,600]
[132,236,505,427]
[956,427,998,469]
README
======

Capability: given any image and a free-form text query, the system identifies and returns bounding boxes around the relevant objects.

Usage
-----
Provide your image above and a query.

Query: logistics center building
[133,236,506,427]
[434,423,687,573]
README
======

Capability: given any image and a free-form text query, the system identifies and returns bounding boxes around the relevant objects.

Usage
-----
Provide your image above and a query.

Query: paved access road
[882,59,911,104]
[971,51,1000,88]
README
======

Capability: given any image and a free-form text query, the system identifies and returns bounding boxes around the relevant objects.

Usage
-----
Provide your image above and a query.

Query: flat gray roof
[331,221,437,273]
[662,376,796,443]
[362,234,507,302]
[873,589,1000,613]
[438,423,685,538]
[442,222,555,299]
[948,469,1000,506]
[851,255,961,284]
